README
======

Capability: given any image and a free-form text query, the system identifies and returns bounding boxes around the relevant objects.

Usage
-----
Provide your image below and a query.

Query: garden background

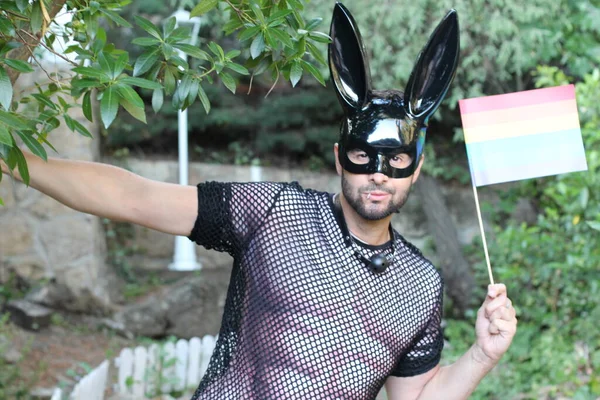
[0,0,599,399]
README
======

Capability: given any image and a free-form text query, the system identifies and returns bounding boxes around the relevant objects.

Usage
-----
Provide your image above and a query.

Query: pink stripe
[461,100,578,129]
[459,85,575,114]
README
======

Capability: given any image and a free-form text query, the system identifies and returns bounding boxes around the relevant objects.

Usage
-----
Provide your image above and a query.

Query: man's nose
[370,172,388,185]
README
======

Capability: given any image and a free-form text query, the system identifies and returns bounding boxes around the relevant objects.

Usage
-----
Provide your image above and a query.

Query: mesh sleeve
[389,281,444,377]
[187,181,286,255]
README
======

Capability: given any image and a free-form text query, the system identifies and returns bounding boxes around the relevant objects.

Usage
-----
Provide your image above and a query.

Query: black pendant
[368,253,389,274]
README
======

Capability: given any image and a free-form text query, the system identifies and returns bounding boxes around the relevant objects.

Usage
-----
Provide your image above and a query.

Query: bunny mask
[329,2,460,178]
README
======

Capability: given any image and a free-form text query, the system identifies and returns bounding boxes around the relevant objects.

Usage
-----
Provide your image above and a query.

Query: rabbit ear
[328,2,372,113]
[404,10,460,121]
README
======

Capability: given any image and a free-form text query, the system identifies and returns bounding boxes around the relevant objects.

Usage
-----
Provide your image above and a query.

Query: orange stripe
[461,99,578,129]
[464,113,581,144]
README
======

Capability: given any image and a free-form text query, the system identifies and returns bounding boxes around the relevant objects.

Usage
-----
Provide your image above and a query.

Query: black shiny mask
[329,3,460,178]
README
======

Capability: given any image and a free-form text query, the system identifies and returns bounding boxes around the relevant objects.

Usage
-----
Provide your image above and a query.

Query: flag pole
[471,183,494,285]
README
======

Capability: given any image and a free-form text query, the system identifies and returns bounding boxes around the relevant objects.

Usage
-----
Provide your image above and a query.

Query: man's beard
[341,173,409,221]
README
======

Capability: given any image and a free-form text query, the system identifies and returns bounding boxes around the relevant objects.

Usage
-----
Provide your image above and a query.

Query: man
[1,3,517,399]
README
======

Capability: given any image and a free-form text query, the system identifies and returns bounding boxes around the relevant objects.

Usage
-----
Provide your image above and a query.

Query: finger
[485,294,509,317]
[481,283,507,309]
[488,283,507,299]
[488,301,515,322]
[489,317,518,336]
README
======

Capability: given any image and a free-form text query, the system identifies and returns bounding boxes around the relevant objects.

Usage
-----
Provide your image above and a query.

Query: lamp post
[168,10,203,271]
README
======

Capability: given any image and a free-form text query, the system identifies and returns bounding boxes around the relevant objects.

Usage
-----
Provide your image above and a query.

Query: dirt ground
[8,314,135,396]
[7,313,389,400]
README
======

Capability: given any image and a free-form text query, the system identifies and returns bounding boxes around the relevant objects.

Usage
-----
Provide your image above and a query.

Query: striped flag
[459,85,588,187]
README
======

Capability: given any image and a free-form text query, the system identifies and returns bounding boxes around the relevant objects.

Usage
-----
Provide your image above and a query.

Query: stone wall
[0,72,119,314]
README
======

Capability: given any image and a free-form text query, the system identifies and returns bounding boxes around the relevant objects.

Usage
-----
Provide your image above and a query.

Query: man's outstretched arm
[386,284,517,400]
[1,152,198,236]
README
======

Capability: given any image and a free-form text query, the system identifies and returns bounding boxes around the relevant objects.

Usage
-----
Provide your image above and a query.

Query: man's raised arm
[1,152,198,236]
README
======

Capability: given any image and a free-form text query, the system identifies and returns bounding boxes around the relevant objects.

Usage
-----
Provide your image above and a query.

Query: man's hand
[474,283,517,364]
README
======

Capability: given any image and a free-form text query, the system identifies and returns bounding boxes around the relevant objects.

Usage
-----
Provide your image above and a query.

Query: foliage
[0,0,329,196]
[443,68,600,399]
[0,313,43,400]
[106,84,341,168]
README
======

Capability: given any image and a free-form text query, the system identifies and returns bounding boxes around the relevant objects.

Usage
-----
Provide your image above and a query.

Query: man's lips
[365,191,389,200]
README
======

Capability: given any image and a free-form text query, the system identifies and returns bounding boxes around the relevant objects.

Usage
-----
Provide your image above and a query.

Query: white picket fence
[53,335,217,400]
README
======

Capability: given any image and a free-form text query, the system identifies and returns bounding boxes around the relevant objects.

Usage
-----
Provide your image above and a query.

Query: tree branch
[6,0,69,85]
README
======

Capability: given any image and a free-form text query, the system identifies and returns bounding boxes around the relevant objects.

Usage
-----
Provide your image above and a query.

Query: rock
[29,387,57,399]
[165,276,227,339]
[2,347,22,364]
[114,273,229,338]
[5,299,53,331]
[114,297,169,337]
[511,198,538,225]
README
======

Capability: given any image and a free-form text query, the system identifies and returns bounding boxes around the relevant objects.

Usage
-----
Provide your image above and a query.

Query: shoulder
[393,231,443,291]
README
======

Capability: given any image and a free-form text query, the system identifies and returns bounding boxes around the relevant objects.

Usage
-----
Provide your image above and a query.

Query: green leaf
[269,27,294,48]
[0,16,15,37]
[163,67,176,95]
[305,18,323,31]
[223,18,244,35]
[100,86,120,128]
[587,221,600,231]
[3,59,34,73]
[152,88,163,113]
[0,66,13,110]
[12,146,29,185]
[238,26,261,42]
[63,114,93,138]
[15,0,28,12]
[197,84,210,114]
[133,49,160,77]
[100,9,132,28]
[82,91,93,122]
[227,62,249,75]
[31,93,57,110]
[72,66,111,82]
[116,84,144,108]
[0,110,28,130]
[307,42,326,66]
[225,50,241,59]
[220,72,236,94]
[177,74,193,101]
[308,31,331,44]
[30,0,42,34]
[134,16,162,40]
[119,97,146,123]
[172,43,209,60]
[132,37,161,47]
[163,16,177,37]
[98,52,117,79]
[250,33,265,59]
[0,125,11,146]
[191,0,219,17]
[290,62,302,87]
[15,130,47,161]
[250,2,265,23]
[119,76,163,90]
[208,42,225,59]
[267,9,293,24]
[301,60,325,85]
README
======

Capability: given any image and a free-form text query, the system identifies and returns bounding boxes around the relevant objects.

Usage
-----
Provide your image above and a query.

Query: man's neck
[336,193,392,246]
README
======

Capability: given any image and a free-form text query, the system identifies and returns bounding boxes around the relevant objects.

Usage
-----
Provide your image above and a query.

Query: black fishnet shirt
[188,181,443,399]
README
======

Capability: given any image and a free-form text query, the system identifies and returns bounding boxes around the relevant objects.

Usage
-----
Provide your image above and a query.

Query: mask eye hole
[389,153,413,169]
[347,149,370,165]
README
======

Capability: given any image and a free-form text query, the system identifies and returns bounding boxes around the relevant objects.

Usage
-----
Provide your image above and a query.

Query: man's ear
[411,155,425,184]
[334,143,343,176]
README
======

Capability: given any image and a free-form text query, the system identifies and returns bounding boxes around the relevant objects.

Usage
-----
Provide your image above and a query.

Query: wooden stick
[471,183,494,285]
